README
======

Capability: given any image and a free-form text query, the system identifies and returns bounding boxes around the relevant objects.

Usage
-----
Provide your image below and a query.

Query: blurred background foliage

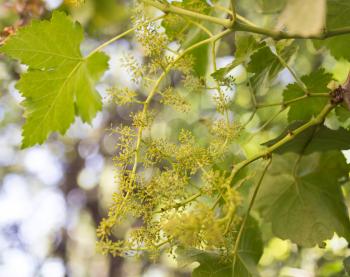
[0,0,350,276]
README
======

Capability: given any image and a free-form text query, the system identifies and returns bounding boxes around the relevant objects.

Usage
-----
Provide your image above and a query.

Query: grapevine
[2,0,350,276]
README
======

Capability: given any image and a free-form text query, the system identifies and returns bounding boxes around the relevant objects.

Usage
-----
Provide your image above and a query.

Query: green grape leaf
[314,0,350,61]
[278,0,326,36]
[255,151,350,247]
[0,11,83,69]
[263,123,350,154]
[212,35,261,82]
[283,68,332,122]
[247,42,297,92]
[177,217,263,277]
[0,11,109,148]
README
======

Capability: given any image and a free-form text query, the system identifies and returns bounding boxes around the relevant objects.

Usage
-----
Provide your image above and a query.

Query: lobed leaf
[255,151,350,247]
[212,35,261,82]
[0,11,109,147]
[0,11,83,69]
[283,68,332,122]
[247,42,297,92]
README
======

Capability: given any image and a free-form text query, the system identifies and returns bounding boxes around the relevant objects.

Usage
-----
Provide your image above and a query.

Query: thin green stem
[235,21,350,40]
[311,93,330,96]
[242,81,258,128]
[86,15,164,59]
[131,238,172,251]
[211,192,223,211]
[186,18,213,37]
[248,81,258,107]
[242,109,257,128]
[274,50,308,93]
[142,0,231,28]
[211,40,230,125]
[245,107,286,143]
[228,103,334,187]
[213,3,233,15]
[224,208,236,235]
[255,93,330,109]
[155,192,202,214]
[212,4,257,27]
[230,0,236,23]
[236,14,258,27]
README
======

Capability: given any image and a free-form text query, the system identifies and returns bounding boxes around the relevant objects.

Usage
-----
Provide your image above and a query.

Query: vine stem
[186,18,213,37]
[255,93,329,108]
[244,93,329,131]
[228,102,335,187]
[142,0,232,28]
[129,237,172,251]
[230,0,236,23]
[211,33,231,128]
[142,1,350,40]
[245,107,286,143]
[235,22,350,40]
[274,50,308,93]
[86,15,164,59]
[232,158,272,273]
[154,192,202,214]
[213,4,257,27]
